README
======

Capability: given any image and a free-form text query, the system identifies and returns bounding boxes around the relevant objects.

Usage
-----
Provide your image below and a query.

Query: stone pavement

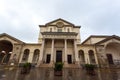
[0,66,120,80]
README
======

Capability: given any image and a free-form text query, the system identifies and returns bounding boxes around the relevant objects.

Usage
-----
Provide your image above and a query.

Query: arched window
[78,50,85,63]
[32,49,40,63]
[88,50,96,64]
[22,49,30,62]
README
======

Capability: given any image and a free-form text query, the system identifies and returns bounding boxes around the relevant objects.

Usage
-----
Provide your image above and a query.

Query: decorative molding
[56,22,64,28]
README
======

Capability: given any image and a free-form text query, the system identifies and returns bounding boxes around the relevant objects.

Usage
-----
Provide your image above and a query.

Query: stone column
[19,52,24,63]
[50,39,54,64]
[94,52,99,64]
[28,52,34,63]
[9,45,15,64]
[37,39,45,67]
[85,53,90,64]
[64,39,67,64]
[94,45,100,66]
[87,54,90,64]
[74,39,79,64]
[18,45,24,63]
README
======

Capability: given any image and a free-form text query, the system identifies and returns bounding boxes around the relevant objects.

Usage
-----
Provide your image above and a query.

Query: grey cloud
[0,0,120,43]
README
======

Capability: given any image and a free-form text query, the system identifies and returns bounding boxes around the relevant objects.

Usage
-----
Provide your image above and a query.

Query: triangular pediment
[81,35,109,45]
[96,35,120,45]
[46,18,74,26]
[0,33,24,44]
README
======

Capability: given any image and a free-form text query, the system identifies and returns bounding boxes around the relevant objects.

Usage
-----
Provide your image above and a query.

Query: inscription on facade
[43,35,76,39]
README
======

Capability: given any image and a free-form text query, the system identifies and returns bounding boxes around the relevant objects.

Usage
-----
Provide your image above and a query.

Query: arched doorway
[0,40,13,64]
[32,49,40,64]
[105,42,120,65]
[78,50,85,64]
[88,50,96,64]
[22,49,30,62]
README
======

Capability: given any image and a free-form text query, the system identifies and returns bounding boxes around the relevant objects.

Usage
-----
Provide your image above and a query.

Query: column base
[75,61,79,64]
[50,61,54,64]
[64,61,68,64]
[36,60,42,67]
[50,61,54,67]
[63,61,68,68]
[75,61,81,68]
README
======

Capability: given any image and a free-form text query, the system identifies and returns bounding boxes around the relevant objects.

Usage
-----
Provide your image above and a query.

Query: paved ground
[0,66,120,80]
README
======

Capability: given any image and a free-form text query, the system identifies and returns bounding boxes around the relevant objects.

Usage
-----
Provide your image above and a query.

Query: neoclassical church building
[0,18,120,68]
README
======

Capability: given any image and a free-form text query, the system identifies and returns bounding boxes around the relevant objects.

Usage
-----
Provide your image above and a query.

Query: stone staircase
[39,63,53,68]
[109,64,120,69]
[64,64,80,68]
[39,63,81,68]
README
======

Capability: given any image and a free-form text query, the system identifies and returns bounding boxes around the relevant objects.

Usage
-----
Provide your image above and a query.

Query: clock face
[56,22,64,27]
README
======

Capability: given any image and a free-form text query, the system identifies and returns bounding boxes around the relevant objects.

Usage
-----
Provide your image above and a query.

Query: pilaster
[74,39,79,64]
[28,52,34,63]
[87,54,90,64]
[37,39,45,67]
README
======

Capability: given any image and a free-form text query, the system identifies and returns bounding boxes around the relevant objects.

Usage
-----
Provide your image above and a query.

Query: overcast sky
[0,0,120,43]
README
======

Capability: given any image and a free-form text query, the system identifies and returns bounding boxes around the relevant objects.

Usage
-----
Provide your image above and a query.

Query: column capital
[42,38,45,40]
[64,39,68,40]
[52,39,55,41]
[74,39,77,41]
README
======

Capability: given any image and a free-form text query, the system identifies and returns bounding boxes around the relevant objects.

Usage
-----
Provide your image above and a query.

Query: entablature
[41,32,78,39]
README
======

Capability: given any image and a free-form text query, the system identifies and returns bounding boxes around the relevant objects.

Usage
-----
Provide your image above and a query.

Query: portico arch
[88,50,96,64]
[105,42,120,65]
[0,40,13,64]
[32,49,40,63]
[78,50,85,64]
[22,49,30,62]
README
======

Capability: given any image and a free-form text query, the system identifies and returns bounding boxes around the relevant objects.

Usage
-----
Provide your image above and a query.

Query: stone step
[64,64,80,68]
[39,63,53,68]
[39,63,80,68]
[109,64,120,69]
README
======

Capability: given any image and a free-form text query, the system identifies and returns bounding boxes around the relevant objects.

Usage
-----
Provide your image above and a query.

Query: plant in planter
[84,64,96,75]
[21,62,31,74]
[54,62,63,76]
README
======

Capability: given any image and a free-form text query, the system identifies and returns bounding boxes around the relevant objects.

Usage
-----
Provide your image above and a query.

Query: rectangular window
[67,28,70,32]
[50,28,52,32]
[57,28,62,32]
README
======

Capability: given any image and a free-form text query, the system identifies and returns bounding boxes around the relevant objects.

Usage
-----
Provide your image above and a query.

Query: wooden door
[67,55,72,64]
[56,51,62,62]
[106,54,114,64]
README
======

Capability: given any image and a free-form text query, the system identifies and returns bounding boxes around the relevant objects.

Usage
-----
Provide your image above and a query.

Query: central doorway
[56,50,62,62]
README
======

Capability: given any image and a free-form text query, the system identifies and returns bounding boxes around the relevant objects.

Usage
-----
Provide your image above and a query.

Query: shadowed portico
[105,42,120,67]
[0,40,13,64]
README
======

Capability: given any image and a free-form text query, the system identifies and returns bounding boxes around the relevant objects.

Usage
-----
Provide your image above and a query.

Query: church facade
[0,18,120,68]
